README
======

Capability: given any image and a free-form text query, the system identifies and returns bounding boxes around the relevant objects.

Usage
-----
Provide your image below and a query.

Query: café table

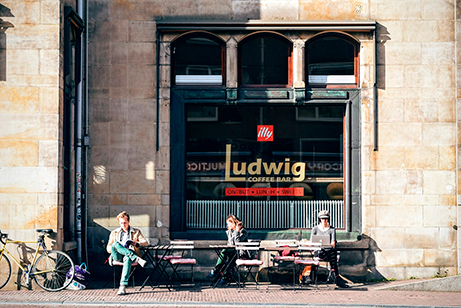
[208,244,238,288]
[138,244,173,291]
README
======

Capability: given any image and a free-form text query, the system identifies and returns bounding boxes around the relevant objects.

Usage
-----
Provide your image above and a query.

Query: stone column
[226,37,238,88]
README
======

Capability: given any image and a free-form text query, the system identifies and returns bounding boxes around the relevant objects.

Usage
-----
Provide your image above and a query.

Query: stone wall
[0,0,63,289]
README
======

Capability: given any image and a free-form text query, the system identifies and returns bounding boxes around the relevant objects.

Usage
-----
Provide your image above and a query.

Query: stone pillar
[226,37,238,88]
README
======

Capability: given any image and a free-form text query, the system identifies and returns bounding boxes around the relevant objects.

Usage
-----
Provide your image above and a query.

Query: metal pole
[76,0,84,264]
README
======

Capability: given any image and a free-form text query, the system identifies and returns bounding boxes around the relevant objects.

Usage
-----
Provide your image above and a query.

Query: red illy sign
[257,125,273,142]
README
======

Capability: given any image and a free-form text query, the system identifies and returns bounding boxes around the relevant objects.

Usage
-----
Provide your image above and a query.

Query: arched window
[306,33,359,86]
[172,33,225,85]
[239,33,292,86]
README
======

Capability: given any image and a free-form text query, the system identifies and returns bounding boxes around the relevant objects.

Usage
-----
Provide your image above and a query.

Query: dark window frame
[238,32,293,88]
[306,32,360,88]
[171,31,226,87]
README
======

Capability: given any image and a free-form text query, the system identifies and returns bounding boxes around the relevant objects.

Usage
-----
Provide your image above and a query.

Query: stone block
[127,43,155,64]
[110,65,128,88]
[88,0,110,22]
[404,146,438,170]
[299,0,368,20]
[109,170,156,194]
[127,146,156,170]
[232,0,260,20]
[90,122,110,147]
[385,43,421,65]
[423,124,456,146]
[110,1,162,21]
[0,167,58,193]
[88,41,111,67]
[423,205,457,227]
[378,98,404,123]
[405,99,439,123]
[370,0,422,20]
[109,122,127,147]
[405,227,438,249]
[405,171,423,195]
[375,248,424,267]
[422,43,454,65]
[128,21,157,42]
[0,114,58,140]
[0,193,37,206]
[155,146,170,170]
[0,140,38,167]
[7,49,39,76]
[109,147,128,171]
[439,147,456,170]
[41,0,60,24]
[438,21,454,42]
[260,0,298,19]
[9,25,59,50]
[423,171,455,195]
[155,170,169,194]
[370,146,405,170]
[376,205,422,228]
[38,140,58,167]
[127,124,155,147]
[403,194,439,206]
[370,194,404,206]
[127,194,161,206]
[424,249,457,267]
[158,122,169,147]
[385,66,405,88]
[375,171,406,195]
[128,87,156,99]
[127,98,156,123]
[438,227,456,249]
[403,21,438,42]
[370,227,405,249]
[361,203,375,229]
[40,87,59,114]
[379,123,421,147]
[110,42,128,64]
[128,65,155,89]
[109,98,128,122]
[0,86,40,113]
[362,171,375,195]
[111,21,129,42]
[108,205,156,228]
[89,65,111,88]
[422,0,454,20]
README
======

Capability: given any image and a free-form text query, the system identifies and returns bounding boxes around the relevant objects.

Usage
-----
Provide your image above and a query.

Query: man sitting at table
[107,211,149,295]
[311,210,350,289]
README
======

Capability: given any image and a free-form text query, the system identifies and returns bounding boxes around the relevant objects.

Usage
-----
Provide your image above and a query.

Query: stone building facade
[0,0,459,288]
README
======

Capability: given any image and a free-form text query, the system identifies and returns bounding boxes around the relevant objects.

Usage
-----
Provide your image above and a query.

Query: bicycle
[0,229,75,291]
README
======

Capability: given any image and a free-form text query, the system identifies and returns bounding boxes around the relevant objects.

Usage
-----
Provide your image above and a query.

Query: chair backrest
[235,241,260,252]
[275,239,298,247]
[170,240,195,257]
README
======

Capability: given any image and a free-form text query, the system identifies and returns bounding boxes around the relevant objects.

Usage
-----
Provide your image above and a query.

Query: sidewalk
[1,279,461,308]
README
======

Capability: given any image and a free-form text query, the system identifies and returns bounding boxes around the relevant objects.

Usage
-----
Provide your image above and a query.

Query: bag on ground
[66,263,90,290]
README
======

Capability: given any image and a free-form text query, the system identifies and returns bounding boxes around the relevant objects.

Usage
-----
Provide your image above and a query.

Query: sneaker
[217,278,229,286]
[136,257,147,267]
[108,256,114,266]
[117,285,126,295]
[206,269,216,279]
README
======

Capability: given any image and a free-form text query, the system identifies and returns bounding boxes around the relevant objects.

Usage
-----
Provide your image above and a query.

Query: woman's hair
[227,214,244,228]
[117,211,130,221]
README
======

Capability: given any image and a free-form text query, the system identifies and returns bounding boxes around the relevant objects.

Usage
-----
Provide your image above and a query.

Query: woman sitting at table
[207,214,248,285]
[311,210,350,289]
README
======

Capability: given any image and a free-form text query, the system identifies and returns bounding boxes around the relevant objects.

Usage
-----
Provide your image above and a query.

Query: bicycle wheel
[0,253,11,289]
[32,250,74,291]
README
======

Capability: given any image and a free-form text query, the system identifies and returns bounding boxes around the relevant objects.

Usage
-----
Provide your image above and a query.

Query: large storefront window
[185,104,345,230]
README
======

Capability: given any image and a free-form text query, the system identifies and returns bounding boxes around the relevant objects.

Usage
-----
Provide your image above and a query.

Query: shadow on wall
[0,3,14,81]
[376,23,390,90]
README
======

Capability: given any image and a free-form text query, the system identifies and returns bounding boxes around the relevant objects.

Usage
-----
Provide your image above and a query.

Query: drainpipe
[76,0,85,264]
[373,28,378,151]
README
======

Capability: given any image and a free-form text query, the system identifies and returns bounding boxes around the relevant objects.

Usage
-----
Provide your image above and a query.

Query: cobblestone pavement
[1,281,461,308]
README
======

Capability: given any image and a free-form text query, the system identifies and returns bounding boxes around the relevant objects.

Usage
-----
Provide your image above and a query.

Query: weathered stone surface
[109,170,156,194]
[376,205,422,228]
[0,86,40,113]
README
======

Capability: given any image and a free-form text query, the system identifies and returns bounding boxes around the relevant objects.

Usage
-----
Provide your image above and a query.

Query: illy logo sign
[257,125,274,142]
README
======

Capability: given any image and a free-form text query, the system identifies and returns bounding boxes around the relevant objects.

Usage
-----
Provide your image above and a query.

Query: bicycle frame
[0,238,49,276]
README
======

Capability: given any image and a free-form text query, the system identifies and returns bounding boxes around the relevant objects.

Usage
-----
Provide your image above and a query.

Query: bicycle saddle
[36,229,54,234]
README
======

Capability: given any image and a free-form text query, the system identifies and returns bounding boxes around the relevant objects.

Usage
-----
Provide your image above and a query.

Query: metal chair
[235,241,263,290]
[268,240,300,288]
[294,242,321,290]
[167,240,197,287]
[102,240,138,289]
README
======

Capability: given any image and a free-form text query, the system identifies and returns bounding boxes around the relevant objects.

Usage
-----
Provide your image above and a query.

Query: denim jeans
[111,241,138,286]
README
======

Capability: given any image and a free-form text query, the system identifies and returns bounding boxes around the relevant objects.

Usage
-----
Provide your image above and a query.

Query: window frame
[171,31,226,87]
[238,31,293,88]
[305,32,360,89]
